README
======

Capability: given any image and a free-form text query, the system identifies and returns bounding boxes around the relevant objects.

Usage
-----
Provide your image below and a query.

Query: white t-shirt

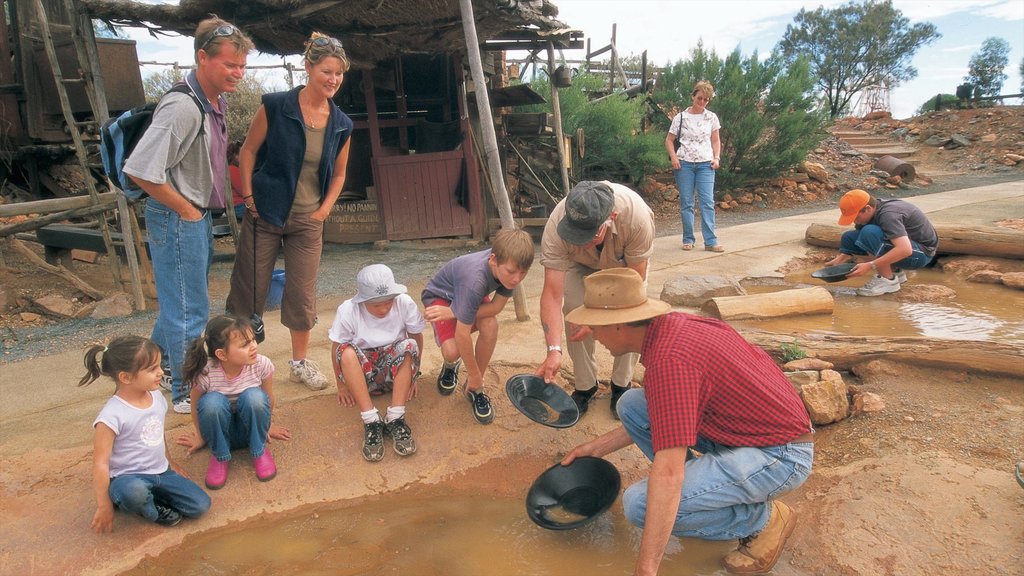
[328,293,426,349]
[193,354,274,400]
[93,391,169,478]
[669,109,721,163]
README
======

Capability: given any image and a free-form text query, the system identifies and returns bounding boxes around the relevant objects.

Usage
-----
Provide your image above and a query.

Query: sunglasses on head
[199,24,238,52]
[308,36,344,51]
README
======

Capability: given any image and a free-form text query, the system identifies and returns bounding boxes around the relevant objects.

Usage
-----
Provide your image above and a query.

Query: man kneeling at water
[560,268,814,575]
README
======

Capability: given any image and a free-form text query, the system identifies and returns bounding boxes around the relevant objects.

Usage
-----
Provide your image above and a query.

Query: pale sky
[126,0,1024,120]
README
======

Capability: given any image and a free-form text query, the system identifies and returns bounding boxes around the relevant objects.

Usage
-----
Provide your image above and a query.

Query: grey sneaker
[894,270,908,283]
[154,504,182,527]
[466,389,494,424]
[173,398,191,414]
[290,359,329,390]
[385,417,417,456]
[437,360,461,395]
[857,274,901,297]
[362,420,385,462]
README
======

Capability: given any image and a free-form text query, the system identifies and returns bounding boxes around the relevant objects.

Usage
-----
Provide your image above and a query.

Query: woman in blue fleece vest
[226,33,353,391]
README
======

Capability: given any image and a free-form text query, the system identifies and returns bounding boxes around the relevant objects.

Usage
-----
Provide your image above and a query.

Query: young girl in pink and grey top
[178,315,290,490]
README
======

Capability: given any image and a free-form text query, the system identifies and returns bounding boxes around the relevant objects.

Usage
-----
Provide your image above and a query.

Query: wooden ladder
[31,0,148,310]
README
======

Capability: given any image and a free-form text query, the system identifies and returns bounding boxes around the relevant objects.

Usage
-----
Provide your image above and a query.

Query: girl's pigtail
[78,344,106,387]
[181,335,210,389]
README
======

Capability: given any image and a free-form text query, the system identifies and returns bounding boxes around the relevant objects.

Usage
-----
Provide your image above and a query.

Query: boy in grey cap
[537,181,656,419]
[328,264,425,462]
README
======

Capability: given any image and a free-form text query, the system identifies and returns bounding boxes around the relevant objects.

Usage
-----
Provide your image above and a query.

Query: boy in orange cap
[824,189,938,296]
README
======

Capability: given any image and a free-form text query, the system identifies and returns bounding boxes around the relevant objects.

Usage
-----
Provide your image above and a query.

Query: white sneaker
[290,359,329,390]
[894,270,908,283]
[857,274,901,297]
[173,398,192,414]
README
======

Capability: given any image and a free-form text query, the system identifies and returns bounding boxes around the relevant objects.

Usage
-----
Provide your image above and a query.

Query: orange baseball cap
[838,189,870,225]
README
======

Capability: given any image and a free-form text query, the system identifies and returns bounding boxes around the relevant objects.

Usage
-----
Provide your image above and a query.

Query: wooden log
[0,192,117,217]
[0,202,117,238]
[740,329,1024,379]
[702,287,834,320]
[805,223,1024,259]
[8,238,105,299]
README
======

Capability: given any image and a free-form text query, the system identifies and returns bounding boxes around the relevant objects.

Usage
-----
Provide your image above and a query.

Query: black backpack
[100,83,205,199]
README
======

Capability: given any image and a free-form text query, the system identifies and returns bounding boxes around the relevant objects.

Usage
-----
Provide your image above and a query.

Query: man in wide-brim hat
[561,268,815,576]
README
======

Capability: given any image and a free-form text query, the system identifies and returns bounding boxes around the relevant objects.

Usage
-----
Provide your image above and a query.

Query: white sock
[360,409,381,424]
[290,359,304,368]
[385,406,406,423]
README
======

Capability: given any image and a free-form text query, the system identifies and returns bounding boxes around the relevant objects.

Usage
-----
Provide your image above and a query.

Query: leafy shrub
[780,340,808,363]
[916,94,959,115]
[517,72,667,186]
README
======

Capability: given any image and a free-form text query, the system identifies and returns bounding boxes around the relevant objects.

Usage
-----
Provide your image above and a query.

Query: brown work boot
[722,500,797,574]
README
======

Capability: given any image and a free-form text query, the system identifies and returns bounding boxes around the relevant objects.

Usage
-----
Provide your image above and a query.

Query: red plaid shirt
[641,313,811,453]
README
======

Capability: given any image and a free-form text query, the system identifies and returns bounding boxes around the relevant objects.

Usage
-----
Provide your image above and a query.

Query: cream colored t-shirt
[292,126,326,214]
[540,181,655,271]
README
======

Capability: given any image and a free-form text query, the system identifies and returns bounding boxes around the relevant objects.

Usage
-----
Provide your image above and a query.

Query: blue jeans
[145,199,214,404]
[674,161,717,246]
[617,389,813,540]
[839,225,933,270]
[109,468,211,522]
[197,388,271,461]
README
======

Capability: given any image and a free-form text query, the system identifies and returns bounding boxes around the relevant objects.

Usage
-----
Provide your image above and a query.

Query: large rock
[784,358,834,371]
[34,294,75,317]
[785,370,819,387]
[661,276,745,307]
[91,292,135,319]
[800,372,850,425]
[897,284,957,302]
[966,270,1004,284]
[801,161,830,183]
[1001,272,1024,290]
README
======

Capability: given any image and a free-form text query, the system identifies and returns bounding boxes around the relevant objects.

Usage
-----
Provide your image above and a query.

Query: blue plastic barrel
[266,269,285,310]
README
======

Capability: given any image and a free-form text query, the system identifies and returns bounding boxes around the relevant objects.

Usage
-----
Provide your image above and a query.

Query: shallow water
[123,493,732,576]
[741,266,1024,344]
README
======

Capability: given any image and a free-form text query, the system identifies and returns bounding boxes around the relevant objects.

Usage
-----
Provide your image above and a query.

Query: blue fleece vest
[251,86,353,227]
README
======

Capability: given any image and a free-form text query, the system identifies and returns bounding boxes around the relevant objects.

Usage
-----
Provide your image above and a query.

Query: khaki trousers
[562,263,639,392]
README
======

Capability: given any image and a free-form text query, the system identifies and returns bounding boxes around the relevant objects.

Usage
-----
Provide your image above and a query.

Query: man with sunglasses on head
[536,180,655,420]
[823,189,938,297]
[124,17,254,414]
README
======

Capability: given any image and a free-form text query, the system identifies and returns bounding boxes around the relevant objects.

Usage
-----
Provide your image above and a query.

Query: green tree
[964,37,1011,97]
[1020,57,1024,94]
[142,68,186,102]
[777,0,940,118]
[518,72,666,185]
[653,43,826,191]
[141,69,265,143]
[917,93,958,114]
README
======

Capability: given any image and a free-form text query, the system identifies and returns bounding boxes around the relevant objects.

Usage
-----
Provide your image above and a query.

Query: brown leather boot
[722,500,797,574]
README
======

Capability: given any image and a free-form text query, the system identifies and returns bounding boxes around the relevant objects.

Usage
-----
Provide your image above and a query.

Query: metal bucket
[552,66,572,88]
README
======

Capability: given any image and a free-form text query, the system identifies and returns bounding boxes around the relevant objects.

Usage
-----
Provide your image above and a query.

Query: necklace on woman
[300,91,327,129]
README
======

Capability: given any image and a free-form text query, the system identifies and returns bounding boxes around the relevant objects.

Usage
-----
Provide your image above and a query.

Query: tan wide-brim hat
[565,268,671,326]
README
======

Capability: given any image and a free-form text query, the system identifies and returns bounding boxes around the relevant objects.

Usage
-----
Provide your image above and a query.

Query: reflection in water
[899,302,1004,341]
[123,495,732,576]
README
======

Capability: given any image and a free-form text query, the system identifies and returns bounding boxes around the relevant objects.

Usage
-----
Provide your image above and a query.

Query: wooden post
[805,223,1024,259]
[458,0,528,320]
[546,42,571,197]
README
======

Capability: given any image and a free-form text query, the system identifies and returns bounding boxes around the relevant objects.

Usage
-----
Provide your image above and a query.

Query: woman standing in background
[665,80,723,252]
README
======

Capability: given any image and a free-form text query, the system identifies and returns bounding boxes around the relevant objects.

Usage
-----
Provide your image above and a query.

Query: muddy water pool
[741,266,1024,344]
[123,491,731,575]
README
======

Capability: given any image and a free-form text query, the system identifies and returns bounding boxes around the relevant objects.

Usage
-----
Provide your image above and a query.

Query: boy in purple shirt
[421,228,534,424]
